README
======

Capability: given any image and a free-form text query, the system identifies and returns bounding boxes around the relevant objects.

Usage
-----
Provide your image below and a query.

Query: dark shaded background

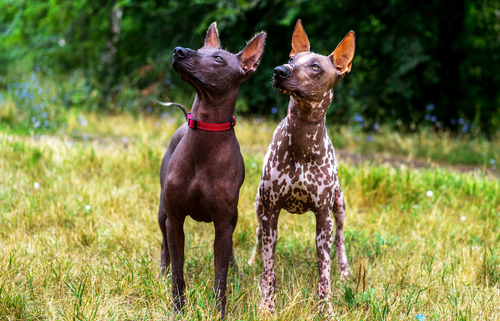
[1,0,499,134]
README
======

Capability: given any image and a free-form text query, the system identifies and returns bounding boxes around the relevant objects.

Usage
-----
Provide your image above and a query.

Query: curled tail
[155,100,188,120]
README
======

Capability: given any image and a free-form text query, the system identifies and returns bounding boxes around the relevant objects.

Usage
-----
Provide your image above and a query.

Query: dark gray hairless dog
[158,23,265,318]
[249,20,355,314]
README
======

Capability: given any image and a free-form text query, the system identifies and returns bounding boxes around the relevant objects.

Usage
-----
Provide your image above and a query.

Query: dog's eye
[289,58,293,64]
[312,64,320,70]
[214,56,223,62]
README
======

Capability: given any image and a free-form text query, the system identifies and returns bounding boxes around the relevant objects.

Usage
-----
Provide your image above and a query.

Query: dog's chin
[276,86,305,99]
[172,63,203,86]
[274,79,304,99]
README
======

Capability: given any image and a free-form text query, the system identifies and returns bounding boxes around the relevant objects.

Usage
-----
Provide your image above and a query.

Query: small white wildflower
[426,190,433,197]
[472,245,479,251]
[57,202,61,206]
[34,182,40,189]
[460,216,466,221]
[123,137,129,144]
[85,205,91,211]
[412,204,419,209]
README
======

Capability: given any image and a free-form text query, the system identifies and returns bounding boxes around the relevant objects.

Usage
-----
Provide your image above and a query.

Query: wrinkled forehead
[197,47,227,56]
[197,47,218,54]
[196,47,236,60]
[292,52,333,68]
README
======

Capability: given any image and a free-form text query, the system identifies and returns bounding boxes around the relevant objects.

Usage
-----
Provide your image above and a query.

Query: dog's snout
[274,66,290,79]
[173,46,190,59]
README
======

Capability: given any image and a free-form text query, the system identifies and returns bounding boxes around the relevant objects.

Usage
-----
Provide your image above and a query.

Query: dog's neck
[285,89,333,155]
[190,90,239,124]
[287,89,333,123]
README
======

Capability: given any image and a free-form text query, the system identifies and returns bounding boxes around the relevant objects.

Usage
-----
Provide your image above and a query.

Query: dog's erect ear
[204,22,221,48]
[330,31,355,75]
[237,32,266,73]
[290,19,310,57]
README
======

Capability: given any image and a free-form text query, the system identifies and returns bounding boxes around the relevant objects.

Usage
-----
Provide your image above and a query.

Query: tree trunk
[100,1,123,108]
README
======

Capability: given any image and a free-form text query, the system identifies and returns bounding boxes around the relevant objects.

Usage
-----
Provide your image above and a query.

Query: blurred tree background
[1,0,499,134]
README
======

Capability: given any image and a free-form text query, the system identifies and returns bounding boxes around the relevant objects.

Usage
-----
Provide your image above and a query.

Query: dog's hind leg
[229,214,238,273]
[158,124,188,277]
[158,196,170,276]
[248,192,263,265]
[333,184,351,280]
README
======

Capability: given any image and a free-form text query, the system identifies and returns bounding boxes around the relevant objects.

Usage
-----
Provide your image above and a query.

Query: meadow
[0,112,499,320]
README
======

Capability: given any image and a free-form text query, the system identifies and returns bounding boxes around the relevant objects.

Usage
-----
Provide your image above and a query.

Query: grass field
[1,113,499,320]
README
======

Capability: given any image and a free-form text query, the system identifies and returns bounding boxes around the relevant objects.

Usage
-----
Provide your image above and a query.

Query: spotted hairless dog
[158,23,265,318]
[249,20,355,313]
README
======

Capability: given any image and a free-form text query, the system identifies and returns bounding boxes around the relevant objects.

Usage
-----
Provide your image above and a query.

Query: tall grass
[0,116,499,320]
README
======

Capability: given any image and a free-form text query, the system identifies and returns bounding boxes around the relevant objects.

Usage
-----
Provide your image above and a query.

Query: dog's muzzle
[173,46,191,60]
[274,65,291,79]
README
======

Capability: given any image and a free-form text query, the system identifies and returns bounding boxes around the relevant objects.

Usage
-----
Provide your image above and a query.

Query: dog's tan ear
[330,31,355,75]
[290,19,310,57]
[237,32,266,73]
[204,22,221,48]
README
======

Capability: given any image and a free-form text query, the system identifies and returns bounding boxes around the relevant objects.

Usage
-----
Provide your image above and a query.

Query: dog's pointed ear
[330,31,355,75]
[204,22,221,48]
[290,19,310,57]
[237,32,266,73]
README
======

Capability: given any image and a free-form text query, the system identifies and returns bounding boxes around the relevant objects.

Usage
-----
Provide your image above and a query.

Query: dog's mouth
[172,61,204,86]
[273,77,304,99]
[275,82,304,99]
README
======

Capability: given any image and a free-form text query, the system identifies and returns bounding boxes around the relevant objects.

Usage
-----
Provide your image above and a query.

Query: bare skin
[249,19,355,314]
[158,23,266,318]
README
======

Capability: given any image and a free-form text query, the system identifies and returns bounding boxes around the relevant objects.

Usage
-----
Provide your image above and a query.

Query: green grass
[327,125,500,167]
[0,114,499,320]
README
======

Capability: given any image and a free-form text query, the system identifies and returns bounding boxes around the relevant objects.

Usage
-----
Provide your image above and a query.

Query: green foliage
[1,0,500,133]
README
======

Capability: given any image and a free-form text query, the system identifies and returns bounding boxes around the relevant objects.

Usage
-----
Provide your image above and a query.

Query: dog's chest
[260,120,339,213]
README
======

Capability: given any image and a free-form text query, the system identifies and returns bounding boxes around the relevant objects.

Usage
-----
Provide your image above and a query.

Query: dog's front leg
[259,207,279,313]
[333,184,351,280]
[213,220,234,319]
[315,211,334,313]
[166,216,186,315]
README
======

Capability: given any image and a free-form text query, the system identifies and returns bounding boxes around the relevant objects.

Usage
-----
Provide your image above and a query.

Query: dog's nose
[173,47,189,59]
[274,66,290,79]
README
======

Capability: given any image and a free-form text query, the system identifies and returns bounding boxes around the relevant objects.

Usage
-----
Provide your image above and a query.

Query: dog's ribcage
[259,118,340,214]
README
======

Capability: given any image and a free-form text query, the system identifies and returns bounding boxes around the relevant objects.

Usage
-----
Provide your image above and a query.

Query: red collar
[187,112,236,131]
